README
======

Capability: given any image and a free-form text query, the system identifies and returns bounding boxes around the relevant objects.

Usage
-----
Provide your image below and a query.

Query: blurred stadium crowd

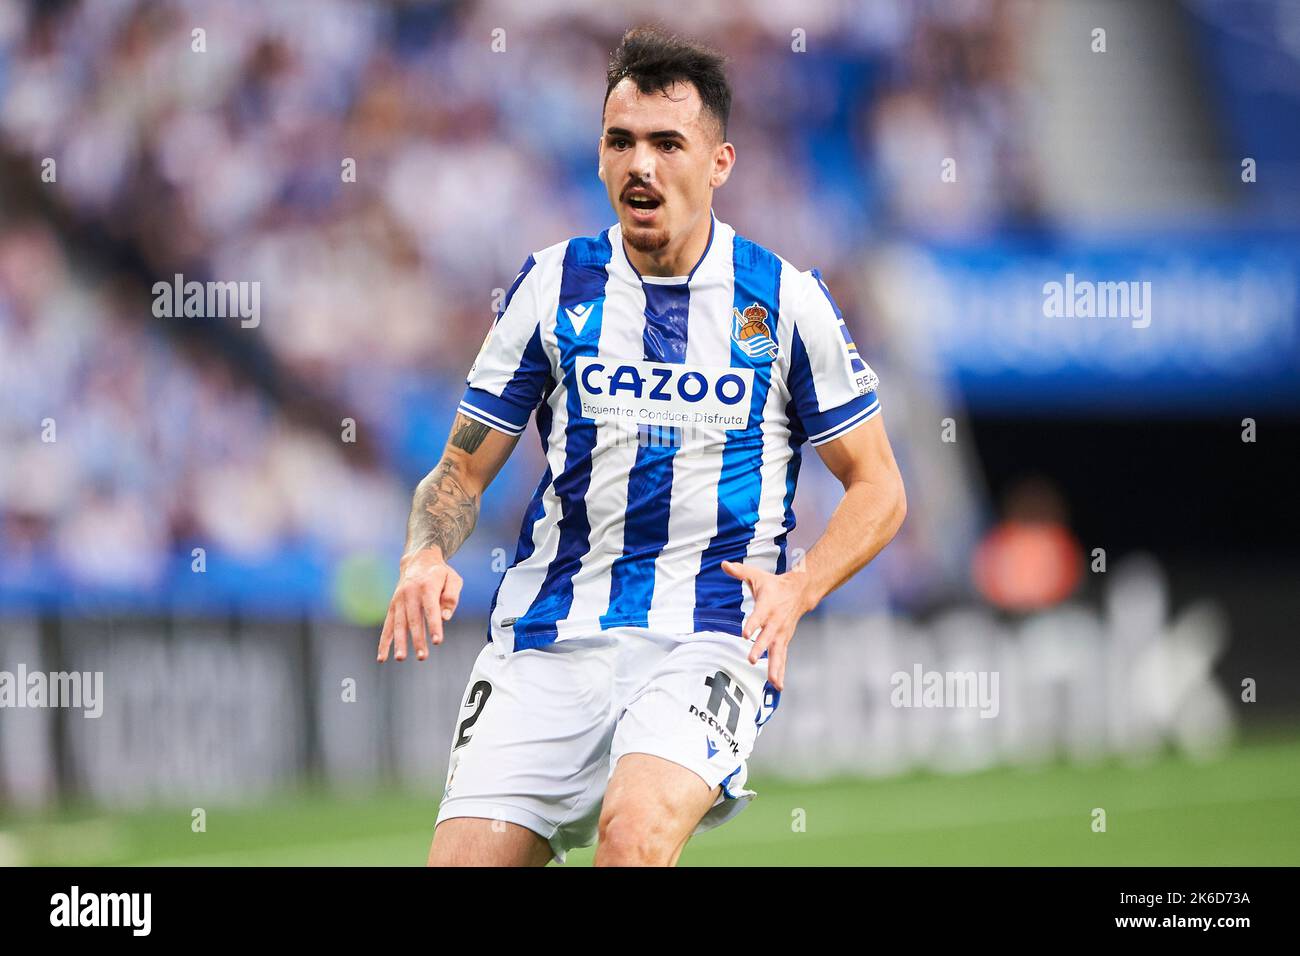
[0,0,1038,612]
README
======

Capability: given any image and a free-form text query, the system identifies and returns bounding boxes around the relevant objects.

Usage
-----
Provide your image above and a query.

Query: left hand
[721,560,812,692]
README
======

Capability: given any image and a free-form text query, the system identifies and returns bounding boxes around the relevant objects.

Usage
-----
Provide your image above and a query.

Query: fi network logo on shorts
[50,886,151,936]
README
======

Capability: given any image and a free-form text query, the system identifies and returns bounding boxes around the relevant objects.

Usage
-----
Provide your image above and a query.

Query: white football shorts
[435,626,781,863]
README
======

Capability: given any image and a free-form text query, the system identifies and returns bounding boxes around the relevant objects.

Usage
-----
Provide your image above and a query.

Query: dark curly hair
[604,26,731,141]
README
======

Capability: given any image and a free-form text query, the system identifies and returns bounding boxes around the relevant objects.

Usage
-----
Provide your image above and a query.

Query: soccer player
[377,27,906,867]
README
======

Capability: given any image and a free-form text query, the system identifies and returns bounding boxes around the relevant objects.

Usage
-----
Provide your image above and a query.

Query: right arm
[376,411,519,663]
[380,252,549,661]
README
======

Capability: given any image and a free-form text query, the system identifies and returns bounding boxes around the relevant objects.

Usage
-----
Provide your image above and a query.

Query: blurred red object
[972,477,1082,610]
[973,520,1083,610]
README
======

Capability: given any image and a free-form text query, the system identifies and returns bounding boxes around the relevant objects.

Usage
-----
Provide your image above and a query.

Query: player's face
[598,78,733,259]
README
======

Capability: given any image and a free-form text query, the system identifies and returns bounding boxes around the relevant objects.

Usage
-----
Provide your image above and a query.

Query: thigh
[435,639,615,864]
[610,631,778,835]
[428,817,554,867]
[599,752,720,865]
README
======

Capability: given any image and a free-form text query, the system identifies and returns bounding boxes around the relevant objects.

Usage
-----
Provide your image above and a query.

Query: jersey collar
[611,210,725,285]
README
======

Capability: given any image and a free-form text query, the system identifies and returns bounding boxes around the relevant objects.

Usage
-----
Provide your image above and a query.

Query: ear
[710,142,736,189]
[597,136,606,182]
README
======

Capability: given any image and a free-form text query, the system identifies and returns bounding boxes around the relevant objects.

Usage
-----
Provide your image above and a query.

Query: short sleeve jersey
[459,213,880,649]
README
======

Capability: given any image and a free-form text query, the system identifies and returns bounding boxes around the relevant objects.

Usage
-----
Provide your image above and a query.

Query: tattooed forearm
[405,456,480,559]
[401,412,513,560]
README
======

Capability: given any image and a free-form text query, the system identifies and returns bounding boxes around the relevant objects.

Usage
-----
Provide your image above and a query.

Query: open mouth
[623,190,662,222]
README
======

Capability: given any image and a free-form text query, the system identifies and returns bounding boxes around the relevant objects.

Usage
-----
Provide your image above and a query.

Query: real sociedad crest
[732,303,778,359]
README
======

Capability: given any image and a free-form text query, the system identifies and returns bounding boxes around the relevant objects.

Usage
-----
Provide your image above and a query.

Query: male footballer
[377,27,906,866]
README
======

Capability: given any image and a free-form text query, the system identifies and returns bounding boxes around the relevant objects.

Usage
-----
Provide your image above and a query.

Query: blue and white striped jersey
[459,213,880,650]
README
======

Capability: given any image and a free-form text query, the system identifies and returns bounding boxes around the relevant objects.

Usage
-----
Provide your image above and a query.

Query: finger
[767,639,789,692]
[377,602,396,662]
[440,572,463,626]
[402,589,425,662]
[392,601,410,662]
[748,628,775,666]
[721,560,752,582]
[422,583,444,647]
[411,590,431,660]
[742,608,770,641]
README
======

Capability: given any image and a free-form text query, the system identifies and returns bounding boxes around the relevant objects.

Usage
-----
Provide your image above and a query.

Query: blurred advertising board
[887,234,1300,412]
[0,558,1253,809]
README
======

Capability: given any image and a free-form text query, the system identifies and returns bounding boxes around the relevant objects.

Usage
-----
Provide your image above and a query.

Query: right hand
[376,548,464,662]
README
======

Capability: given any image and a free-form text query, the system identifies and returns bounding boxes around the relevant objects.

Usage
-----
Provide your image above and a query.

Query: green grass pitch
[4,734,1297,866]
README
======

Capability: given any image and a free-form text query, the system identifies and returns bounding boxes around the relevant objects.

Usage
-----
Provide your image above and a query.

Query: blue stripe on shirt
[774,397,806,574]
[486,399,554,641]
[693,236,782,635]
[512,233,612,647]
[601,279,690,628]
[810,266,867,373]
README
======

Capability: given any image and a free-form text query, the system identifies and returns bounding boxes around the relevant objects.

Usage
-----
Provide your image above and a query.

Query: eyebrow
[605,127,688,141]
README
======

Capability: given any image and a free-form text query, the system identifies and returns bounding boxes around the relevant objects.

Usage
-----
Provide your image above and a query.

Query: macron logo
[564,302,595,336]
[50,886,151,936]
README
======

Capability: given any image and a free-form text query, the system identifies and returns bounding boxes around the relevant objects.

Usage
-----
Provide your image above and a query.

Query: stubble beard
[622,219,671,254]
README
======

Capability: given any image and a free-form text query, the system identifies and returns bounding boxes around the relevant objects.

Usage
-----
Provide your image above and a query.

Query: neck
[624,210,713,278]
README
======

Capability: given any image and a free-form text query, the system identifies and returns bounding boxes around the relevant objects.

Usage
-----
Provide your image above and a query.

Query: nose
[631,141,656,184]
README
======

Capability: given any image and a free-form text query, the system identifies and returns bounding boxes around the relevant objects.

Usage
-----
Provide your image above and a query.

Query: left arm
[722,413,906,690]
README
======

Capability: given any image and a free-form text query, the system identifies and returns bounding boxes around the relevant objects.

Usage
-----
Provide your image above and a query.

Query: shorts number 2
[454,680,492,749]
